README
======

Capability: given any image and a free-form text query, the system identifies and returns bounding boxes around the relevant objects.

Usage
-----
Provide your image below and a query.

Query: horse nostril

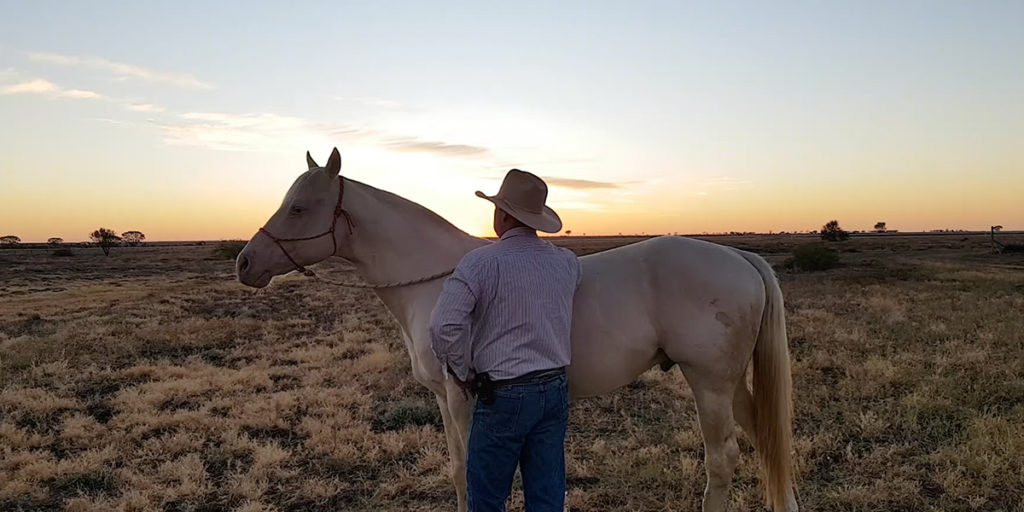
[238,254,250,273]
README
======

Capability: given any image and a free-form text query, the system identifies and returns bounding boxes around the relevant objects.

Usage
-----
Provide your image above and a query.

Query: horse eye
[289,206,305,215]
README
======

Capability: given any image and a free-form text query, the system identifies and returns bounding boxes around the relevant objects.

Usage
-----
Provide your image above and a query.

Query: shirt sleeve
[429,265,479,381]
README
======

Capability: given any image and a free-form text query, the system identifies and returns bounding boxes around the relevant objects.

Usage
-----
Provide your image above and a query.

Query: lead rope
[299,266,455,289]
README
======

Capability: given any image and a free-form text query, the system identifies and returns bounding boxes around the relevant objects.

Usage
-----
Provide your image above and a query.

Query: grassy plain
[1,234,1022,511]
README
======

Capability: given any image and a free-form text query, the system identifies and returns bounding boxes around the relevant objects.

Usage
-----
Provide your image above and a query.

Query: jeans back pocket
[477,389,523,435]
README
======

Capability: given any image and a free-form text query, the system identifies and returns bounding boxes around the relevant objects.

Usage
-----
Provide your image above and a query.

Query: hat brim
[475,191,563,233]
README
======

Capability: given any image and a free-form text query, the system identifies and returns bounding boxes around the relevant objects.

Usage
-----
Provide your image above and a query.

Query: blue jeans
[467,372,568,512]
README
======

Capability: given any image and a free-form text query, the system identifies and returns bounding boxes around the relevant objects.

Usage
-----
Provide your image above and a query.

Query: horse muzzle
[236,248,273,288]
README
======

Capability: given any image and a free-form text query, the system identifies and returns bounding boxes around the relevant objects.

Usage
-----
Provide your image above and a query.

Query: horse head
[236,148,352,288]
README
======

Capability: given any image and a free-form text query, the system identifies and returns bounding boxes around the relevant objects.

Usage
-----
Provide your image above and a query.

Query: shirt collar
[499,226,538,241]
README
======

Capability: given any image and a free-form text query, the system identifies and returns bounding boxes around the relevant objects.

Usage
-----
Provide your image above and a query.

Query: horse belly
[564,236,764,397]
[566,249,661,398]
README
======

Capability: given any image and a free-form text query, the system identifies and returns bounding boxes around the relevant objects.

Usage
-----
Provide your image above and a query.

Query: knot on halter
[335,201,355,235]
[258,179,353,274]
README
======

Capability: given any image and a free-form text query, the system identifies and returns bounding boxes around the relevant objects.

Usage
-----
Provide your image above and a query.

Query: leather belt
[492,367,566,387]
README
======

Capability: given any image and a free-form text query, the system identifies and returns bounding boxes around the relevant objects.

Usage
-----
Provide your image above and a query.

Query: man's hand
[448,365,474,401]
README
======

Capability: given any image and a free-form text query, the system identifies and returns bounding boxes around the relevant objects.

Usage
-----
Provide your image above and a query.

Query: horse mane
[346,177,480,241]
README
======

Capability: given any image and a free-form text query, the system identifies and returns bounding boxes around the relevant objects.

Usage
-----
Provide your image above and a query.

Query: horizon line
[4,229,1021,245]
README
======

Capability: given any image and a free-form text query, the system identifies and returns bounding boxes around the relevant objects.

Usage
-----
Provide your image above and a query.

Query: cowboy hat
[476,169,563,233]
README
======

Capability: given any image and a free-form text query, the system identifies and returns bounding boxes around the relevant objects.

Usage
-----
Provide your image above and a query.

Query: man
[429,169,582,512]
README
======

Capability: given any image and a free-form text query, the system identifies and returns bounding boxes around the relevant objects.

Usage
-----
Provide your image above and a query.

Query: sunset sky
[1,1,1021,242]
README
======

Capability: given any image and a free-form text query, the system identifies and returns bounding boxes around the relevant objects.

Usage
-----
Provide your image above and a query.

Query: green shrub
[784,244,840,271]
[213,240,247,260]
[371,399,442,432]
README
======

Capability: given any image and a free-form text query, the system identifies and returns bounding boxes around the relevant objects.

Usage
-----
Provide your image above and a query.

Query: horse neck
[337,179,487,317]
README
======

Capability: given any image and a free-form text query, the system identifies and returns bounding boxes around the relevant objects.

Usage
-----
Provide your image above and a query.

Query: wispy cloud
[1,79,58,94]
[333,96,405,110]
[1,78,102,99]
[29,51,213,89]
[548,198,608,211]
[386,139,489,157]
[158,110,491,160]
[159,111,372,152]
[90,117,137,126]
[127,103,165,113]
[545,177,623,190]
[59,89,102,99]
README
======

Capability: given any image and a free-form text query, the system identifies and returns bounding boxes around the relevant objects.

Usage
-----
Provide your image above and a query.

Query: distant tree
[991,226,1007,253]
[47,237,64,245]
[90,228,121,256]
[122,230,146,246]
[564,230,572,236]
[0,235,20,245]
[820,220,849,242]
[874,222,887,233]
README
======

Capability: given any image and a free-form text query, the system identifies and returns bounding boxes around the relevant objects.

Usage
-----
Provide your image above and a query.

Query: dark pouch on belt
[472,372,495,405]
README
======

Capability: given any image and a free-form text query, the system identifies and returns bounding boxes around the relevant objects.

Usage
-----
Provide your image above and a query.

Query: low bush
[213,240,247,260]
[51,248,74,257]
[371,399,442,432]
[784,244,840,271]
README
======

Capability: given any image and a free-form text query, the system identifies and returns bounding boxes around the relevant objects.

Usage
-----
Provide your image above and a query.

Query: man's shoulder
[554,244,577,259]
[459,238,577,265]
[457,243,501,270]
[545,242,579,263]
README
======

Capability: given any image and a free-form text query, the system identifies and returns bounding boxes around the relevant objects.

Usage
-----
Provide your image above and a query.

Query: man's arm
[429,270,478,382]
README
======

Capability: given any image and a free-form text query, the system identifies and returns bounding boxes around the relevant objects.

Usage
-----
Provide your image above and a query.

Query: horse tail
[740,251,795,511]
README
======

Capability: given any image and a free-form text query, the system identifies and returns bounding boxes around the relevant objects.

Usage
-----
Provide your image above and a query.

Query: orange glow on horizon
[4,179,1020,243]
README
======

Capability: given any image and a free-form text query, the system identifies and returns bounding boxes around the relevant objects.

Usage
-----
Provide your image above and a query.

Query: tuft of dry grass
[1,236,1022,510]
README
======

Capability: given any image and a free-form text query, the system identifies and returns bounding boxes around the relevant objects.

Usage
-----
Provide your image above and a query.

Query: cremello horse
[236,149,797,512]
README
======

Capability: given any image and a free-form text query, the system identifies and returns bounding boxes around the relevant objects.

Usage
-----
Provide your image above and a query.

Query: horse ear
[306,151,319,170]
[325,147,341,176]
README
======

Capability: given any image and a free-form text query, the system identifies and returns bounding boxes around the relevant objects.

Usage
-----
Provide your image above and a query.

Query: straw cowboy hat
[476,169,563,233]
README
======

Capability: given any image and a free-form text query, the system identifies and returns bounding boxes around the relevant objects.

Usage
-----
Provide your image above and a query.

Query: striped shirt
[429,227,582,381]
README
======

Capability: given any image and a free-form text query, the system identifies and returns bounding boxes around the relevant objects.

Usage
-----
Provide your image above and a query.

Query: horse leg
[732,375,799,512]
[435,381,473,512]
[687,377,741,512]
[732,374,757,450]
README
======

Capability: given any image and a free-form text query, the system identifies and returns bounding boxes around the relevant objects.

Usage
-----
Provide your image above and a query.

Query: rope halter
[257,177,354,275]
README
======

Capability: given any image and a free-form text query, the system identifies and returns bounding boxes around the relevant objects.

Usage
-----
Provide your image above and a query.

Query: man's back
[461,227,579,380]
[429,169,578,512]
[430,226,580,381]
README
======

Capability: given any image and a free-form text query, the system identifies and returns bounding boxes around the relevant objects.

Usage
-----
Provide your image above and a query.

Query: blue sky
[1,1,1022,240]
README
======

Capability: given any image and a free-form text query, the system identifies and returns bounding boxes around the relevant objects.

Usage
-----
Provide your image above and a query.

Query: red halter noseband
[257,178,355,275]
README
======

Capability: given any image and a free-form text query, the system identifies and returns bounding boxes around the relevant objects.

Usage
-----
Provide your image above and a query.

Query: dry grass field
[1,234,1022,511]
